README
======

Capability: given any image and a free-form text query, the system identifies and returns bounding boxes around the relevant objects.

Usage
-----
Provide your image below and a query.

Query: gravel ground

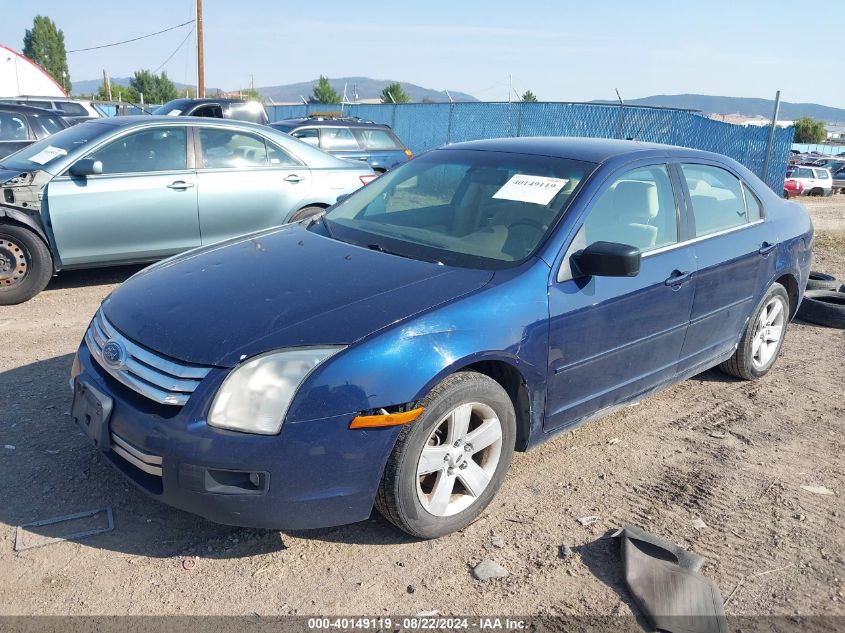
[0,201,843,618]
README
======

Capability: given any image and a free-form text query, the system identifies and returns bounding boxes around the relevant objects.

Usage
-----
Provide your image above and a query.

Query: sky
[2,0,842,106]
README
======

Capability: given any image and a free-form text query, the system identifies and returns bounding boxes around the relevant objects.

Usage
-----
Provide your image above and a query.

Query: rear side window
[291,128,319,146]
[0,112,30,141]
[814,168,830,179]
[199,128,268,168]
[681,164,748,237]
[88,127,188,174]
[351,128,403,150]
[320,127,360,150]
[56,102,87,116]
[583,164,678,252]
[743,184,762,221]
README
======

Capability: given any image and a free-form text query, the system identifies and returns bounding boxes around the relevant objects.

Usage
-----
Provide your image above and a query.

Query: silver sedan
[0,116,376,303]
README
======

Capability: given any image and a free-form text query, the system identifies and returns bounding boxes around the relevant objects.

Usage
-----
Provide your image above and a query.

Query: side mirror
[69,158,103,177]
[573,241,641,278]
[335,193,350,205]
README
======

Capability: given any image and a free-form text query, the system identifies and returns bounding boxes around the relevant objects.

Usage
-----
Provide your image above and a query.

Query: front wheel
[0,224,53,305]
[375,371,516,538]
[288,205,325,223]
[719,283,789,380]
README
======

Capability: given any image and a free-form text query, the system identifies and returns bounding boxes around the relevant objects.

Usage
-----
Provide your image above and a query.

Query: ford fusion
[70,138,812,538]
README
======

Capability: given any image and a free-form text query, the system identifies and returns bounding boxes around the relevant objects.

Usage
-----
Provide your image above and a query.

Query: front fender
[286,262,552,444]
[0,205,50,248]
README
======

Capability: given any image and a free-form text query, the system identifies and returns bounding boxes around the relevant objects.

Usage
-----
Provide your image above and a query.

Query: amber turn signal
[349,407,424,429]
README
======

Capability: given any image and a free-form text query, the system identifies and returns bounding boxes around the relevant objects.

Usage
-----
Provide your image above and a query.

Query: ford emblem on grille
[102,340,127,369]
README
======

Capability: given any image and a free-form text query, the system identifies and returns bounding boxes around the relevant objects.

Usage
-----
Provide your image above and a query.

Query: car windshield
[152,100,190,115]
[0,121,113,172]
[323,149,595,269]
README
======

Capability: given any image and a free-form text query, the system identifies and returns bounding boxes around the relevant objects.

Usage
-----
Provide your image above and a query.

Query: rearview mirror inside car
[69,159,103,177]
[574,241,641,278]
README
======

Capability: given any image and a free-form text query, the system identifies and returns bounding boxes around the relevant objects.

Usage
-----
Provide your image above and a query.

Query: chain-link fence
[266,102,793,191]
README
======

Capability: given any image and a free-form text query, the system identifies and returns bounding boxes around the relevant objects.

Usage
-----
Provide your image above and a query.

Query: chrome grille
[85,309,211,406]
[111,432,162,477]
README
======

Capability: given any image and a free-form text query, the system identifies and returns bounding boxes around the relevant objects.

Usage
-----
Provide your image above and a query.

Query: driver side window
[559,164,678,281]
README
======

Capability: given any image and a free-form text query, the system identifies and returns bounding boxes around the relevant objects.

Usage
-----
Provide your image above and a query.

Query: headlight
[208,347,344,435]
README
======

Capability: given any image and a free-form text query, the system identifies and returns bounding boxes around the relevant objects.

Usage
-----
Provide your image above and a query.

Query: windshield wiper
[367,243,443,265]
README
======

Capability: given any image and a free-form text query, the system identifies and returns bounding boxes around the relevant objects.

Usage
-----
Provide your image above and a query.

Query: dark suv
[153,98,269,125]
[0,104,68,159]
[269,116,412,172]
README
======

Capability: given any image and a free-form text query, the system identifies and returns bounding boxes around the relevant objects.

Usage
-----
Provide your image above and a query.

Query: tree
[793,117,827,144]
[129,70,178,104]
[381,82,410,104]
[237,88,261,101]
[97,82,139,103]
[521,90,538,102]
[310,75,341,104]
[23,15,71,93]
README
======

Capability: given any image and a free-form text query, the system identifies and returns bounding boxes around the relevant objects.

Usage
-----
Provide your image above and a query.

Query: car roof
[274,117,390,129]
[92,115,271,131]
[441,136,728,164]
[0,103,65,116]
[163,98,258,107]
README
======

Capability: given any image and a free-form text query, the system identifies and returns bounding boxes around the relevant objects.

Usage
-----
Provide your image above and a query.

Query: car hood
[102,224,494,367]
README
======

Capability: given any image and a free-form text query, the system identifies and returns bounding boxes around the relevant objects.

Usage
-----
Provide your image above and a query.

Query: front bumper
[73,343,402,530]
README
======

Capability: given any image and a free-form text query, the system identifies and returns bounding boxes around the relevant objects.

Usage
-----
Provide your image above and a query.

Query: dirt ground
[0,198,843,619]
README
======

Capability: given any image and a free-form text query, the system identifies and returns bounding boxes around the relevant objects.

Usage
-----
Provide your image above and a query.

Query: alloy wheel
[416,402,503,517]
[751,296,786,369]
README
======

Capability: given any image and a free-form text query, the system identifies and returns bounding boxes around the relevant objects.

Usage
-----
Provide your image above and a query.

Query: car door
[675,162,779,372]
[45,125,200,266]
[195,126,311,244]
[545,163,696,431]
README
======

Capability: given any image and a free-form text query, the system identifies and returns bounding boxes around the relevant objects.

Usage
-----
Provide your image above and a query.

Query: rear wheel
[288,205,325,223]
[0,224,53,305]
[375,371,516,538]
[719,283,789,380]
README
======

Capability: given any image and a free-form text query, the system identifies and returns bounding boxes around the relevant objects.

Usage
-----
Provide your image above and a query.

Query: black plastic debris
[614,525,727,633]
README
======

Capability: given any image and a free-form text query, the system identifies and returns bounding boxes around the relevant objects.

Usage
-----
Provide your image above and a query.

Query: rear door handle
[758,241,776,255]
[167,181,194,190]
[284,174,303,183]
[664,270,692,286]
[357,157,369,161]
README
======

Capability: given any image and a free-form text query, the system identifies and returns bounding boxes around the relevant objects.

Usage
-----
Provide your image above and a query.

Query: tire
[0,224,53,305]
[375,371,516,539]
[806,271,840,291]
[288,205,325,223]
[719,283,790,380]
[783,190,789,199]
[796,290,845,329]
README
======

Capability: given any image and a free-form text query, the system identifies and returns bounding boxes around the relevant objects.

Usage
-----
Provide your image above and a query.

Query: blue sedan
[70,138,813,538]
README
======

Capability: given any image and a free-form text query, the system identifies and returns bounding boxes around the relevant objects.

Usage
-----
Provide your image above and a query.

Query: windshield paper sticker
[28,146,68,165]
[492,174,569,205]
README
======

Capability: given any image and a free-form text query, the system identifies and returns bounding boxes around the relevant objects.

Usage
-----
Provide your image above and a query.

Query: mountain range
[71,77,844,121]
[593,94,845,123]
[71,76,476,103]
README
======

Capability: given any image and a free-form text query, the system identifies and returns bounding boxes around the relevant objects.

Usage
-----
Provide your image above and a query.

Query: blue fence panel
[252,102,795,191]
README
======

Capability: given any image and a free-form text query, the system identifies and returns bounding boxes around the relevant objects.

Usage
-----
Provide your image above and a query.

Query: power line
[68,20,196,53]
[154,25,195,73]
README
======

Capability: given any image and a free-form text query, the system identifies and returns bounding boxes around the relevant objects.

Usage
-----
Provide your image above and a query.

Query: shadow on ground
[43,265,146,292]
[0,354,412,560]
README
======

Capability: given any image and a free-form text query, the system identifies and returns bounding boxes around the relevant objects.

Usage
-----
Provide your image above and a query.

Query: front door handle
[284,174,303,183]
[758,241,776,255]
[167,181,194,190]
[664,270,692,286]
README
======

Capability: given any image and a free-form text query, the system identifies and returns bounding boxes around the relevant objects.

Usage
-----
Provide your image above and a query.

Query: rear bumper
[73,343,402,530]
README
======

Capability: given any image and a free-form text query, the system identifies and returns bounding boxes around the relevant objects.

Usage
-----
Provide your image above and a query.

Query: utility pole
[196,0,205,98]
[102,69,111,101]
